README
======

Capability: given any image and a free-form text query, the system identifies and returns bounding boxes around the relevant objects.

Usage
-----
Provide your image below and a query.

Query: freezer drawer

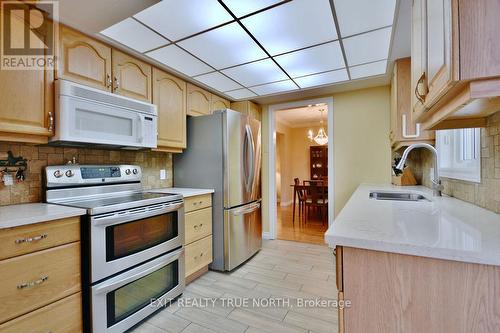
[224,200,262,271]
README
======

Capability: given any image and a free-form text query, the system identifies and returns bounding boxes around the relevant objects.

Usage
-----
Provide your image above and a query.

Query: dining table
[290,181,328,225]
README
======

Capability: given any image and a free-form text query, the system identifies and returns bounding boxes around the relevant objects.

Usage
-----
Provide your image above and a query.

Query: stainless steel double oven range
[45,164,185,333]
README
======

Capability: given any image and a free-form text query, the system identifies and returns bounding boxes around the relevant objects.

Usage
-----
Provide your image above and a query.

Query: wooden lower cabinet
[336,246,500,333]
[183,194,213,282]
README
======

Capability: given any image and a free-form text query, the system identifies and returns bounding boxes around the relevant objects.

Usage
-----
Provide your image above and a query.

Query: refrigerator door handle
[229,200,261,216]
[244,124,255,193]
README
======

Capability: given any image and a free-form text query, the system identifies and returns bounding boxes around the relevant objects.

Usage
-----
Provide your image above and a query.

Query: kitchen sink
[369,191,430,202]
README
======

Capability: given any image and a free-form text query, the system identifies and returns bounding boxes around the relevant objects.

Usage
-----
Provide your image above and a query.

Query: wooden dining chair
[292,178,307,226]
[304,183,328,225]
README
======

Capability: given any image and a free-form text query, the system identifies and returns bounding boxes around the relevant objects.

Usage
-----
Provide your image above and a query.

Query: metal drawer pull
[17,275,48,289]
[193,223,203,230]
[15,233,48,244]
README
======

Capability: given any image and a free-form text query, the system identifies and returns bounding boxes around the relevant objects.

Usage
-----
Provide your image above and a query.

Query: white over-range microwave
[50,79,157,149]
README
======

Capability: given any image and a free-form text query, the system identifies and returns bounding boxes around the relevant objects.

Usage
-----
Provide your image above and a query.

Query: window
[436,128,481,182]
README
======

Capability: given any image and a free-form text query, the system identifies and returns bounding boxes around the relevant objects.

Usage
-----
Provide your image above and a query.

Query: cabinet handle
[193,223,203,230]
[114,77,120,90]
[414,72,427,104]
[48,112,54,132]
[15,233,48,244]
[106,74,112,89]
[17,275,49,289]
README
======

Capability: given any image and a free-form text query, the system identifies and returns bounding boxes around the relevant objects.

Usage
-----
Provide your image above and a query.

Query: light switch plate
[160,169,167,180]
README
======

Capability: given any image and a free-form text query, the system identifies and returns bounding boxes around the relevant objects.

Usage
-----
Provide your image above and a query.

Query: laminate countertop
[149,187,215,198]
[325,184,500,266]
[0,203,86,229]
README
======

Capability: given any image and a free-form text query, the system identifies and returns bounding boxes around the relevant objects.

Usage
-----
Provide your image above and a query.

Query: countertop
[149,187,215,198]
[0,203,86,229]
[325,184,500,266]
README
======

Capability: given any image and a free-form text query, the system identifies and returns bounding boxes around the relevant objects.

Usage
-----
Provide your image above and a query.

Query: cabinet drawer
[0,217,80,261]
[184,194,212,213]
[0,292,82,333]
[185,235,212,277]
[185,207,212,245]
[0,242,81,323]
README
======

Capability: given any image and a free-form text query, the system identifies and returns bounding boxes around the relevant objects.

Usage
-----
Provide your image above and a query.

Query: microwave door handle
[93,248,183,294]
[137,115,144,143]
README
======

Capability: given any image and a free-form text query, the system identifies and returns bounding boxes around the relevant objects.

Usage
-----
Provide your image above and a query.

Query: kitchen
[0,0,499,333]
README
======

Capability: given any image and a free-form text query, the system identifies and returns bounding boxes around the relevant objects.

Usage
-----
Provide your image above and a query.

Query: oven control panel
[45,165,142,187]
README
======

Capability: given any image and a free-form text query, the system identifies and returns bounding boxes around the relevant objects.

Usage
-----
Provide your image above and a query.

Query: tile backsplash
[400,111,500,214]
[0,143,172,206]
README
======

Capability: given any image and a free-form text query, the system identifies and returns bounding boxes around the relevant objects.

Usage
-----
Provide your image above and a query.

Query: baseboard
[279,200,292,207]
[262,232,271,240]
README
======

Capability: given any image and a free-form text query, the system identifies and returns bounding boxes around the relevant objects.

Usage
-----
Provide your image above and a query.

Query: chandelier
[307,106,328,145]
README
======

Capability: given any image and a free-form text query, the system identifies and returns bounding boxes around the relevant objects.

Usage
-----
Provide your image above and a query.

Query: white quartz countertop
[149,187,214,198]
[325,184,500,266]
[0,203,86,229]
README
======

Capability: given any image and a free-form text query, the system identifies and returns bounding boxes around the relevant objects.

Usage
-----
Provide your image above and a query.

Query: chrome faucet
[396,143,443,196]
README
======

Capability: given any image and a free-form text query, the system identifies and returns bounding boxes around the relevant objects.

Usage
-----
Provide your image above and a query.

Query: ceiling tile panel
[101,18,169,53]
[343,27,392,66]
[222,0,285,17]
[250,80,298,95]
[241,0,338,55]
[134,0,233,41]
[350,60,387,79]
[274,41,344,78]
[221,58,288,87]
[225,88,258,100]
[334,0,396,37]
[178,22,267,69]
[146,45,214,76]
[294,69,349,88]
[194,72,243,92]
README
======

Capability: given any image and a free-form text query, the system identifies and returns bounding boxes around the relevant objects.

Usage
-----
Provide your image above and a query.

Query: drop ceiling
[100,0,398,100]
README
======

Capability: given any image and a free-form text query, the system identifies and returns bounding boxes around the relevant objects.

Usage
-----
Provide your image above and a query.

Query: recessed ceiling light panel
[274,41,345,78]
[194,72,243,92]
[221,58,288,87]
[294,69,349,88]
[134,0,233,41]
[343,27,392,66]
[178,22,268,69]
[222,0,284,17]
[250,80,298,95]
[242,0,338,55]
[350,60,387,79]
[146,45,214,76]
[334,0,396,37]
[101,18,169,53]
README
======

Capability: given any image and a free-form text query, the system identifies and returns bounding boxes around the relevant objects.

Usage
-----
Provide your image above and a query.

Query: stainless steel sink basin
[369,191,430,202]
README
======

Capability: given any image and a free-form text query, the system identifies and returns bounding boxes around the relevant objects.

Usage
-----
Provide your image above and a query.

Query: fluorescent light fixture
[134,0,233,41]
[350,60,387,79]
[101,18,169,53]
[221,58,288,87]
[222,0,284,17]
[294,69,349,88]
[334,0,397,37]
[343,27,392,66]
[225,88,258,99]
[194,72,242,92]
[178,22,267,69]
[242,0,338,55]
[250,80,297,95]
[146,45,213,77]
[274,41,345,78]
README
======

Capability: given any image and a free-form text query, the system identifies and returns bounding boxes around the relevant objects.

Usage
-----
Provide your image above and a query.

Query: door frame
[265,97,334,240]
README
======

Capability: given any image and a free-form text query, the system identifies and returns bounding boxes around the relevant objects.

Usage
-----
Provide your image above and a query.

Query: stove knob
[65,170,75,177]
[132,168,138,175]
[125,169,131,175]
[53,170,63,178]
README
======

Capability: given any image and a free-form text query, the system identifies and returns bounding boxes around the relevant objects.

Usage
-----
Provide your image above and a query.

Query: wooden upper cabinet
[230,101,262,121]
[187,84,211,116]
[0,10,54,143]
[112,50,152,103]
[58,26,112,91]
[153,68,186,151]
[211,94,230,113]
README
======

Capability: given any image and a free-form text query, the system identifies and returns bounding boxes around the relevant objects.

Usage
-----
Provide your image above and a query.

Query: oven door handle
[93,248,183,294]
[92,202,183,227]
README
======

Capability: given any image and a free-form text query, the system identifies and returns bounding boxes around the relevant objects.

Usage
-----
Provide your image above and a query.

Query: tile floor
[131,240,338,333]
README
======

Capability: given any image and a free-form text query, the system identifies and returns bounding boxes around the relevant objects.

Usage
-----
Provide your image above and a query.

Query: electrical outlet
[160,169,166,180]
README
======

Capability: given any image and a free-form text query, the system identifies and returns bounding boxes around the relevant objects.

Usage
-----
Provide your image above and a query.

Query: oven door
[90,201,184,282]
[92,248,185,333]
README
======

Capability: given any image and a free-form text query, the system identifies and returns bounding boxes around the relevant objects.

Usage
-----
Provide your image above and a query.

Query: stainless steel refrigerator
[174,109,262,271]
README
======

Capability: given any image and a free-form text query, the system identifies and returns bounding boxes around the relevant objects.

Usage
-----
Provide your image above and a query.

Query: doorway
[266,97,334,244]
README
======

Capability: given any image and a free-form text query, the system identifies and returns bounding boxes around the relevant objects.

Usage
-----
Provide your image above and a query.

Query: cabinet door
[411,0,427,113]
[0,10,54,141]
[211,94,230,112]
[187,84,211,116]
[425,0,455,107]
[248,102,262,121]
[58,26,112,91]
[153,68,186,149]
[112,50,152,102]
